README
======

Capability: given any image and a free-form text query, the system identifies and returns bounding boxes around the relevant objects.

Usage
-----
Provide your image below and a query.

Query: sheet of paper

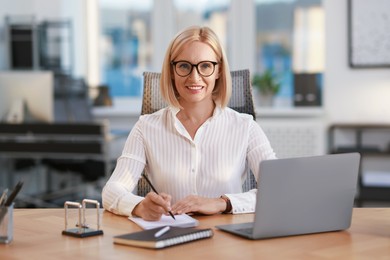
[128,214,199,230]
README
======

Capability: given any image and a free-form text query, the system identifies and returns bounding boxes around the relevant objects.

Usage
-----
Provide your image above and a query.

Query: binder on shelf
[294,73,322,106]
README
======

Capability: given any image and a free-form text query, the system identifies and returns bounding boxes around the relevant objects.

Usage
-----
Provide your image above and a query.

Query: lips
[187,85,204,90]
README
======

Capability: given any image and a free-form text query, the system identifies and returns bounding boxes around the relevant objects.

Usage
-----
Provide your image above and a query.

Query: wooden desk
[0,208,389,259]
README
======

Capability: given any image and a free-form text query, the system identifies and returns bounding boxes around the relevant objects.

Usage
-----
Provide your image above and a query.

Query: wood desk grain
[0,208,389,259]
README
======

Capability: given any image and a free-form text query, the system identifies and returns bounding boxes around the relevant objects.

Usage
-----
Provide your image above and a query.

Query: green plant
[252,70,280,95]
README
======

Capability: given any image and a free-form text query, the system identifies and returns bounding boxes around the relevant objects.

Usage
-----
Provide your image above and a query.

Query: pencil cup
[0,203,14,244]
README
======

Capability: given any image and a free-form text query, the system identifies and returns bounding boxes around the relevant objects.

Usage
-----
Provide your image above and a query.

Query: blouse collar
[168,104,223,121]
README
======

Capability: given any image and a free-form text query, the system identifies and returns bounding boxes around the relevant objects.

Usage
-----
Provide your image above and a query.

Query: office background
[0,0,389,207]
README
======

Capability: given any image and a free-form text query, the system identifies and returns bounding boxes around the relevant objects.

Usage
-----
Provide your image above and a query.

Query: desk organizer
[62,199,104,238]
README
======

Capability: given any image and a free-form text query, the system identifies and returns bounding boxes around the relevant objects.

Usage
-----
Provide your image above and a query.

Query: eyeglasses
[171,60,218,77]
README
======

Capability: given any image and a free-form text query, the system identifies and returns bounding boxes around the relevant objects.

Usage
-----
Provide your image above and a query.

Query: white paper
[128,214,199,230]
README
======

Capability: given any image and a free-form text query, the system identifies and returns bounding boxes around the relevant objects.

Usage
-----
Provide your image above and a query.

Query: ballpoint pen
[4,181,24,207]
[142,173,176,220]
[154,226,170,238]
[0,188,8,206]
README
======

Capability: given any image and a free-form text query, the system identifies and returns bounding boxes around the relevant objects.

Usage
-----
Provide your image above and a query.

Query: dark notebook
[113,226,213,249]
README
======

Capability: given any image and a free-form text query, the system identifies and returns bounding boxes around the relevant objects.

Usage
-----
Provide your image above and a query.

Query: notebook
[129,214,198,230]
[216,153,360,240]
[113,226,213,249]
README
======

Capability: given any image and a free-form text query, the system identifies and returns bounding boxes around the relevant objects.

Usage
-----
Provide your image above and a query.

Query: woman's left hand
[171,195,226,215]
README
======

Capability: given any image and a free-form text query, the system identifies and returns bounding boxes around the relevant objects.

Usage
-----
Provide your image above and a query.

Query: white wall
[324,0,390,124]
[228,0,255,72]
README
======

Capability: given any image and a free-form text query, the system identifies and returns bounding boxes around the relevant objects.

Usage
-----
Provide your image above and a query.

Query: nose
[188,65,201,80]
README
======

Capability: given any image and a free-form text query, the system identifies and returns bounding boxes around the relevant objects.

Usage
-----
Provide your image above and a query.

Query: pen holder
[0,203,14,244]
[62,199,103,238]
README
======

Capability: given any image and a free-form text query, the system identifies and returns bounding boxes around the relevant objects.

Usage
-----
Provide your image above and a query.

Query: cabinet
[328,124,390,206]
[39,20,73,75]
[5,16,40,69]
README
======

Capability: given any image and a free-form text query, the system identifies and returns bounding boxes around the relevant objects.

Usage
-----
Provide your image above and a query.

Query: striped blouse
[102,106,276,216]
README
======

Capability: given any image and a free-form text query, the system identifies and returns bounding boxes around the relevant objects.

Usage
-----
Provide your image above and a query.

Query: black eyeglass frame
[171,60,219,77]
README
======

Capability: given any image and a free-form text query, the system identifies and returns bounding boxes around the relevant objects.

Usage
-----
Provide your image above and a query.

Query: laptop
[216,153,360,240]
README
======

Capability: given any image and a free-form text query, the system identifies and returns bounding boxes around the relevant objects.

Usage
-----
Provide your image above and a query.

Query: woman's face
[172,41,219,106]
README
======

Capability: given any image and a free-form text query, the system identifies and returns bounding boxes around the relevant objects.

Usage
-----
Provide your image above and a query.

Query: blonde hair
[160,26,232,109]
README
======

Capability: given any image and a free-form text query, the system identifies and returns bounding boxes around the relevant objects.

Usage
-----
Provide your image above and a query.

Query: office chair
[137,69,257,196]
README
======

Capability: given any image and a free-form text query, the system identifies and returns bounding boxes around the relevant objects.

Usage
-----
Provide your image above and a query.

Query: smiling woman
[102,25,276,222]
[169,41,220,113]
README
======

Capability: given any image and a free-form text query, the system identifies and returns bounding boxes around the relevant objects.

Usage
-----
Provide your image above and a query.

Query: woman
[102,26,276,221]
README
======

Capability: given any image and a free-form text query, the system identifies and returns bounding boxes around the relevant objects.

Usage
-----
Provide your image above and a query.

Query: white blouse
[102,106,276,216]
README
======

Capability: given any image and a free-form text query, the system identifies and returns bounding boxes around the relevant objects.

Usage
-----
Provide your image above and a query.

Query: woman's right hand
[132,192,172,221]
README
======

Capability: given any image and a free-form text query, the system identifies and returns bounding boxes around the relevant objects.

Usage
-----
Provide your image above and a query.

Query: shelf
[332,146,387,155]
[329,123,390,129]
[92,97,142,117]
[328,124,390,206]
[255,107,324,118]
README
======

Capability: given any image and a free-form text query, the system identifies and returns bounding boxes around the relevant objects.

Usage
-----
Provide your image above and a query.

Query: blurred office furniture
[0,122,110,206]
[0,71,93,123]
[0,71,54,123]
[54,73,93,123]
[0,70,105,206]
[5,16,73,75]
[5,16,39,70]
[93,85,113,107]
[137,69,257,196]
[2,15,103,207]
[328,124,390,206]
[39,20,73,75]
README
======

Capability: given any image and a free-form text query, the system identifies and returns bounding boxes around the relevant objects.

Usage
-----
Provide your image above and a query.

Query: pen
[142,173,175,220]
[0,181,23,225]
[4,181,24,206]
[0,189,8,206]
[154,226,170,238]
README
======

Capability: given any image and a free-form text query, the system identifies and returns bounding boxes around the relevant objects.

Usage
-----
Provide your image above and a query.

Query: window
[174,0,230,49]
[98,0,230,99]
[98,0,325,105]
[255,0,324,107]
[99,0,152,97]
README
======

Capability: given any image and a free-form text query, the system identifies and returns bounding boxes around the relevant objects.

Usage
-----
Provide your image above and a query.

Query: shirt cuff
[225,189,257,214]
[117,193,144,217]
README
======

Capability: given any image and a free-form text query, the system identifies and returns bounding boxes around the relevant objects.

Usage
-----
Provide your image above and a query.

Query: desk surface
[0,208,389,259]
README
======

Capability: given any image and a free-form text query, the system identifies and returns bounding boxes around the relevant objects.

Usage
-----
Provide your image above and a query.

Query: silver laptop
[216,153,360,240]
